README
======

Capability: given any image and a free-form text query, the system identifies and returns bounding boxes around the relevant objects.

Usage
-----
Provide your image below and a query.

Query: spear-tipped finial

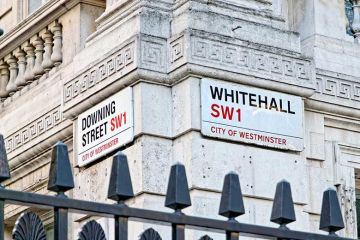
[270,180,296,228]
[219,172,245,220]
[0,134,10,186]
[47,142,74,195]
[319,188,344,235]
[165,163,191,212]
[107,152,134,203]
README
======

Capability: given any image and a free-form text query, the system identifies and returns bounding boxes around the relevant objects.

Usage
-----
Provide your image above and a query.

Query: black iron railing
[0,134,355,240]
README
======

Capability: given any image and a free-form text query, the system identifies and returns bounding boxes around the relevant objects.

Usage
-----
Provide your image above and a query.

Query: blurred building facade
[1,0,360,239]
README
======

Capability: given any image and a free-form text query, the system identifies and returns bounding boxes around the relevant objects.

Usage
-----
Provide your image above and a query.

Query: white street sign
[201,79,304,151]
[76,87,134,167]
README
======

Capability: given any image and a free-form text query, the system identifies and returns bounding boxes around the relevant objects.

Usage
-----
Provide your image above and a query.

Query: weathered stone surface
[1,0,360,239]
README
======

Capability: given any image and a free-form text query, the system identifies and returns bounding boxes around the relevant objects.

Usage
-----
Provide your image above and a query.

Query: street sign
[76,87,134,166]
[201,79,304,151]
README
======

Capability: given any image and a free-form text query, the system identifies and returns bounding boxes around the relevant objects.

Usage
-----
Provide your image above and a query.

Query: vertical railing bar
[47,142,74,240]
[226,232,239,240]
[172,223,185,240]
[115,215,128,240]
[54,207,68,240]
[107,152,134,240]
[0,199,4,240]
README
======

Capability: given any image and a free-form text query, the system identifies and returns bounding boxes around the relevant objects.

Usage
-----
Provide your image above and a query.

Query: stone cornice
[3,105,72,169]
[0,0,105,60]
[62,31,315,118]
[309,69,360,109]
[304,69,360,118]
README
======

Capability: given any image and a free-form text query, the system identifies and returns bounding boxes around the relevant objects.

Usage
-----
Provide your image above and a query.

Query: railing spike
[270,180,296,228]
[0,134,10,186]
[107,151,134,203]
[219,172,245,219]
[165,163,191,212]
[319,188,345,235]
[47,141,74,195]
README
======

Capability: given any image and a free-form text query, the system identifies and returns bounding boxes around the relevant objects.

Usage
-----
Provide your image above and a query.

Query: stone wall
[1,0,360,239]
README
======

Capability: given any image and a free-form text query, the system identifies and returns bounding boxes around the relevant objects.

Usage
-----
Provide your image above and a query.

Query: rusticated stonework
[5,106,63,153]
[63,41,136,104]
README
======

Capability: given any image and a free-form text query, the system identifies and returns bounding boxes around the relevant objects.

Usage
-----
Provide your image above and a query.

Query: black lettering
[249,93,257,107]
[279,99,288,113]
[111,101,116,114]
[238,91,248,105]
[269,98,279,111]
[258,95,268,109]
[82,134,86,147]
[82,118,87,131]
[288,101,295,114]
[224,89,235,102]
[210,86,223,100]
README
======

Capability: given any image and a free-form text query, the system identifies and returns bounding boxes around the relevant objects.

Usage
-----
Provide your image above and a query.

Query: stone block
[173,132,308,204]
[304,111,325,160]
[172,77,201,137]
[133,82,172,138]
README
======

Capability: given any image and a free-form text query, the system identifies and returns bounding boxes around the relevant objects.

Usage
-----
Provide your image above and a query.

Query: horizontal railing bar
[0,188,354,240]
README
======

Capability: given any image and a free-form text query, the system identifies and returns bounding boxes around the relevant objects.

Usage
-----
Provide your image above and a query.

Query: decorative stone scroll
[5,106,63,153]
[12,212,46,240]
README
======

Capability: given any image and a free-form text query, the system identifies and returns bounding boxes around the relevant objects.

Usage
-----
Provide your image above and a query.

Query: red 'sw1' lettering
[110,112,127,131]
[211,104,241,122]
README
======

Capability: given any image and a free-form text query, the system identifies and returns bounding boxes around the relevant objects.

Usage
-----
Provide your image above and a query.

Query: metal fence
[0,135,355,240]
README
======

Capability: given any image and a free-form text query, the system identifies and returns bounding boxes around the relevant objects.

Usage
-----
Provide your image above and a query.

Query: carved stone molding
[333,142,359,238]
[62,31,315,118]
[5,106,64,154]
[63,40,136,108]
[304,68,360,118]
[140,36,167,73]
[186,34,314,88]
[316,76,360,102]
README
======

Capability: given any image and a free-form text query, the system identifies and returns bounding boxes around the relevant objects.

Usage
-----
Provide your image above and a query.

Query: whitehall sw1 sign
[76,87,134,167]
[201,79,304,151]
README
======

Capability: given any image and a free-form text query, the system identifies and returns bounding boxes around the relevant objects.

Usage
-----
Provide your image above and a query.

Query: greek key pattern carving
[5,107,63,153]
[189,36,312,82]
[141,40,166,72]
[315,76,360,102]
[171,38,184,63]
[63,42,135,103]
